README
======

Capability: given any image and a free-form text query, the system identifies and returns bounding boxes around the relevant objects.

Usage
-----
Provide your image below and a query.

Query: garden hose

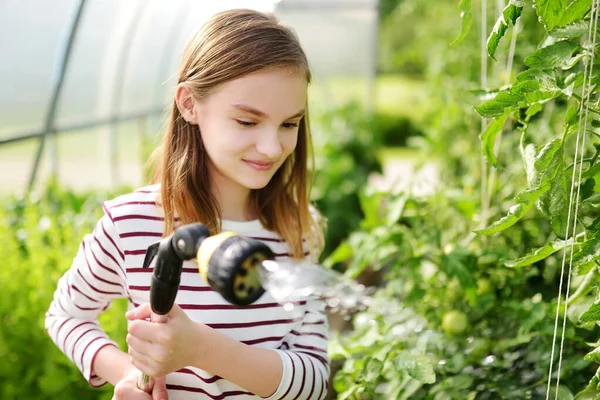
[137,223,275,392]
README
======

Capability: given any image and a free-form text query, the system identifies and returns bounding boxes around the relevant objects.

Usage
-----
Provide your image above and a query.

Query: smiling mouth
[243,160,275,171]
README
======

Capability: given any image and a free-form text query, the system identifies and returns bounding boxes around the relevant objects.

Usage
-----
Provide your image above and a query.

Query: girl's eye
[236,119,257,127]
[282,122,299,129]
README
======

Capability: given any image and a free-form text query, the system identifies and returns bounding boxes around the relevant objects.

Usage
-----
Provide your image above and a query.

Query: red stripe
[181,301,306,311]
[81,336,103,368]
[88,342,116,387]
[297,351,328,366]
[70,327,100,360]
[54,316,74,339]
[93,234,125,272]
[82,243,125,288]
[111,201,157,208]
[241,336,284,345]
[119,231,162,238]
[165,384,252,399]
[81,242,121,278]
[303,320,326,326]
[293,353,307,400]
[177,368,221,384]
[101,207,125,261]
[71,284,101,304]
[279,352,296,400]
[207,317,301,329]
[126,267,198,274]
[77,269,123,296]
[114,214,164,222]
[60,286,100,311]
[295,330,327,340]
[306,356,317,400]
[295,343,327,354]
[124,250,147,256]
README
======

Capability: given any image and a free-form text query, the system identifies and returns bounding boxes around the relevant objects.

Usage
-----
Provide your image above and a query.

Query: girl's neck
[211,177,256,222]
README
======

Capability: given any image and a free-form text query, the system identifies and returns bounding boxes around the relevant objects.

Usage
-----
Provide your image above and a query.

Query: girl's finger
[126,333,154,355]
[126,303,152,320]
[128,346,158,377]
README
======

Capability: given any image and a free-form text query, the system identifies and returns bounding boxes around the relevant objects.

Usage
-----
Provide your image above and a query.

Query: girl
[45,8,329,400]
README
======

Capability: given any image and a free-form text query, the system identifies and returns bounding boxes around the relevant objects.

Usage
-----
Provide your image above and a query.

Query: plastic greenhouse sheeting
[0,0,377,193]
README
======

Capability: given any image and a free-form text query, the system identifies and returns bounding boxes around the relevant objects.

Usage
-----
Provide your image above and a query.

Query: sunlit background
[0,0,381,194]
[4,0,600,399]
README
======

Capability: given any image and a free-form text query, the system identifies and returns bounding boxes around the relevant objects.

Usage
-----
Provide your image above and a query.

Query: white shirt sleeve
[45,203,128,387]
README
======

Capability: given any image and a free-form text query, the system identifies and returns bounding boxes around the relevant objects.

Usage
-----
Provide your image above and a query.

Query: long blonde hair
[150,9,323,259]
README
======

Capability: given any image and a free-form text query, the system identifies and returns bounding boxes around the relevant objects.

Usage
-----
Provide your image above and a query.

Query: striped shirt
[45,185,330,399]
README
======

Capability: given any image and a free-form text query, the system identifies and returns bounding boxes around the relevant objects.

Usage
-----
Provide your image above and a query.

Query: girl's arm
[194,298,330,399]
[45,204,129,387]
[128,298,330,399]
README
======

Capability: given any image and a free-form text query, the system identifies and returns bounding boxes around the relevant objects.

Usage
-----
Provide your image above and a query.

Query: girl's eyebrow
[232,103,305,119]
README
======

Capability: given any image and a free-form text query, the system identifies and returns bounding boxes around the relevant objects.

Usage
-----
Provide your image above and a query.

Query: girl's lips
[243,160,274,171]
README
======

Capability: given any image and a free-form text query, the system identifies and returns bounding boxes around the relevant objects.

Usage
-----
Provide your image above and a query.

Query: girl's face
[194,67,307,195]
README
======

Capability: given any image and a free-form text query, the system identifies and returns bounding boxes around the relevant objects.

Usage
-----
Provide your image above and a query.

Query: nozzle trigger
[142,242,160,269]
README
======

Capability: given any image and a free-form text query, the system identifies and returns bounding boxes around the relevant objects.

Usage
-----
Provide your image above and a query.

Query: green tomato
[442,310,469,336]
[476,278,493,295]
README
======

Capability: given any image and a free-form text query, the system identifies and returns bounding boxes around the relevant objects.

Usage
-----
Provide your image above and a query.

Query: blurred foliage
[327,0,600,398]
[311,102,384,259]
[0,181,129,399]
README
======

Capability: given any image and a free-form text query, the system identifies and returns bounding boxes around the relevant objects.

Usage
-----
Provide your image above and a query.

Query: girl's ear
[175,83,199,124]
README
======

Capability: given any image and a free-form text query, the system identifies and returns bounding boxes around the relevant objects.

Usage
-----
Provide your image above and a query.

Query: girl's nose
[255,129,283,160]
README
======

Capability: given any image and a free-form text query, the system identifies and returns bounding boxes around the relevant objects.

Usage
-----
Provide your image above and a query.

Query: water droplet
[327,298,340,308]
[481,355,496,366]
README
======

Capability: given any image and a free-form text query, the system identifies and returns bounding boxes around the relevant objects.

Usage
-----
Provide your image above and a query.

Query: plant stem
[566,265,597,305]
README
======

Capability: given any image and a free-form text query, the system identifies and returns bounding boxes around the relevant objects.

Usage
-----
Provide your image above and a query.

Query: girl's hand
[112,367,169,400]
[126,303,203,378]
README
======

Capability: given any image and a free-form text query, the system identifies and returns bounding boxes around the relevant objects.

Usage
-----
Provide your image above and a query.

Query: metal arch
[27,0,87,192]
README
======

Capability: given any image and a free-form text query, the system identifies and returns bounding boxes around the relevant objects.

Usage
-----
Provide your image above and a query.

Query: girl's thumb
[152,376,169,400]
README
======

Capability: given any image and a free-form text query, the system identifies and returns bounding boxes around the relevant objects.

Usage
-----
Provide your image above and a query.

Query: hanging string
[480,0,489,220]
[556,0,600,396]
[546,2,600,398]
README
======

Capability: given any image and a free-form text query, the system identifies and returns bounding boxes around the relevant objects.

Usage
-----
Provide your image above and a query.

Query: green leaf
[504,237,575,267]
[517,69,560,92]
[585,346,600,363]
[475,183,551,235]
[525,40,580,69]
[441,247,477,288]
[535,0,592,30]
[526,103,544,120]
[486,1,523,59]
[537,145,569,238]
[394,351,436,384]
[575,371,600,399]
[386,193,407,226]
[475,91,523,118]
[563,0,593,26]
[580,301,600,322]
[548,20,589,39]
[480,114,509,167]
[572,233,600,271]
[451,0,472,46]
[362,357,384,382]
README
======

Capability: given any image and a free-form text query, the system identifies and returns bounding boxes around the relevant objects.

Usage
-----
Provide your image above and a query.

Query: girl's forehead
[209,67,307,114]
